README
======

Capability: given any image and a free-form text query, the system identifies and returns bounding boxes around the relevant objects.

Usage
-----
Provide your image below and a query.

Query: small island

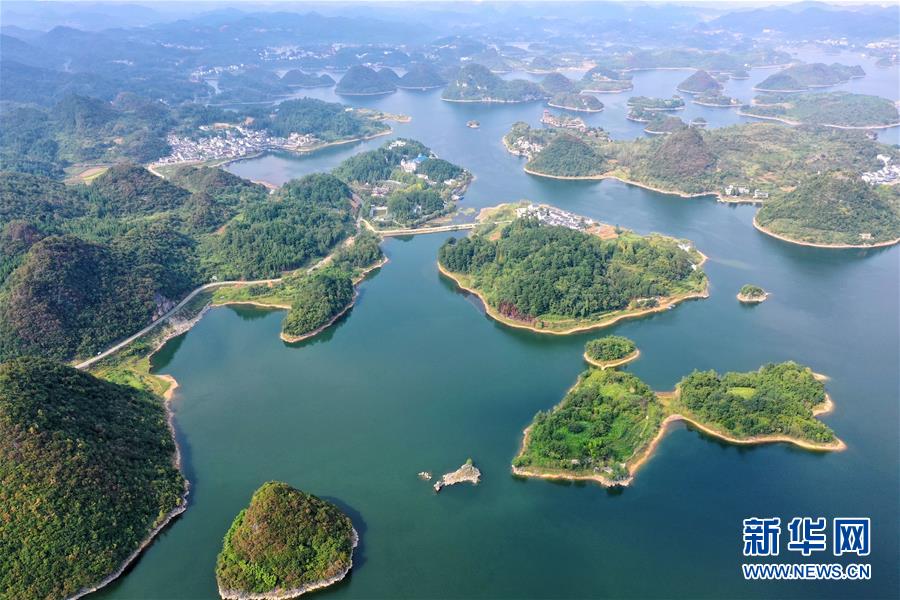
[216,482,357,599]
[737,284,768,303]
[584,335,639,368]
[676,70,723,95]
[692,92,741,107]
[442,63,546,103]
[627,95,685,111]
[579,66,633,93]
[438,204,708,335]
[433,458,482,492]
[467,120,480,129]
[547,92,604,112]
[513,362,843,487]
[335,65,397,96]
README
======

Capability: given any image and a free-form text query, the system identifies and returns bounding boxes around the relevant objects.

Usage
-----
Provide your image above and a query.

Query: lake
[96,53,899,599]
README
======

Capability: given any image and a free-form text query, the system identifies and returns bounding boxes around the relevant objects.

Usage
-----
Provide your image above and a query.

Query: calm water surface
[98,60,899,599]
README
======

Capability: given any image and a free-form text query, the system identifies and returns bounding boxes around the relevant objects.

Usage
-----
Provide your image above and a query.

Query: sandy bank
[583,349,640,369]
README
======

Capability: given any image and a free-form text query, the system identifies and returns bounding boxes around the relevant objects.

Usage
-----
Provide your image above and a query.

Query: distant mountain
[709,5,899,40]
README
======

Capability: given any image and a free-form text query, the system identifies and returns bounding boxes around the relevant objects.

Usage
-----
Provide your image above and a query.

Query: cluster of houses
[158,125,320,164]
[516,203,595,231]
[400,154,429,174]
[723,185,769,200]
[540,110,587,131]
[861,154,900,186]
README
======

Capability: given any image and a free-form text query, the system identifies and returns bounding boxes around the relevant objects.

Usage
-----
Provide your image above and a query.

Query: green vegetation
[548,93,604,112]
[644,115,688,135]
[398,64,446,89]
[527,135,606,177]
[442,64,546,103]
[693,93,740,107]
[281,70,335,88]
[579,67,633,93]
[755,175,900,245]
[627,96,685,110]
[513,368,664,482]
[599,48,791,72]
[438,218,706,330]
[743,92,899,128]
[333,138,429,184]
[281,267,355,340]
[676,70,722,95]
[0,357,184,599]
[738,284,767,300]
[672,362,836,444]
[253,98,390,141]
[216,482,355,596]
[541,73,577,94]
[585,336,637,362]
[335,65,397,95]
[755,63,865,92]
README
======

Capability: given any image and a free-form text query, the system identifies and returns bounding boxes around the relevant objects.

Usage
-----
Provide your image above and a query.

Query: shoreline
[546,102,604,113]
[752,215,900,249]
[512,387,844,489]
[738,109,900,130]
[583,349,640,369]
[441,96,545,104]
[521,166,724,200]
[66,375,190,600]
[692,100,740,108]
[737,291,769,303]
[218,527,359,600]
[438,262,709,336]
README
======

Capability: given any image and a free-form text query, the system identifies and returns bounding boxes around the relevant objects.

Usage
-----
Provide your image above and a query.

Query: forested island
[579,66,633,93]
[627,96,685,111]
[281,70,335,88]
[741,92,900,128]
[754,63,865,92]
[584,335,639,368]
[676,70,723,95]
[438,212,708,334]
[547,93,604,112]
[442,64,546,103]
[737,284,768,303]
[513,361,842,487]
[335,65,398,95]
[0,357,185,598]
[216,482,357,599]
[503,121,900,247]
[397,63,447,89]
[693,93,741,107]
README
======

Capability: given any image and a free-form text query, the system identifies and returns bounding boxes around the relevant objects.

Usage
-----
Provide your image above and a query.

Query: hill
[547,93,603,112]
[335,65,397,95]
[541,72,577,94]
[216,482,356,598]
[0,357,184,599]
[527,135,606,177]
[254,97,390,140]
[742,92,899,128]
[579,67,633,93]
[755,63,865,92]
[442,63,546,103]
[755,175,900,246]
[676,70,722,95]
[280,69,335,88]
[397,63,446,89]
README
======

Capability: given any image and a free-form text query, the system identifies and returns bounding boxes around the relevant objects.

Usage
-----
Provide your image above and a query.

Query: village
[516,203,597,231]
[157,124,321,164]
[861,154,900,185]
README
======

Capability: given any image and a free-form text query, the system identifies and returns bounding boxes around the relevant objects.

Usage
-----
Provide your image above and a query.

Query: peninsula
[513,362,843,487]
[754,62,865,93]
[438,205,708,335]
[740,92,899,129]
[216,482,357,599]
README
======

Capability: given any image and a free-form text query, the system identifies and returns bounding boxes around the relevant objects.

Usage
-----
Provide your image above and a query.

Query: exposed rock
[433,459,481,492]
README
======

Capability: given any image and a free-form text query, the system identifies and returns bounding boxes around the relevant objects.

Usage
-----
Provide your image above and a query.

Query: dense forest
[585,336,637,362]
[742,92,899,128]
[398,63,446,89]
[438,219,706,327]
[547,93,604,112]
[332,139,429,183]
[755,62,865,92]
[216,482,355,595]
[335,65,397,95]
[514,368,664,481]
[755,175,900,245]
[252,97,390,140]
[526,135,606,177]
[281,267,355,340]
[280,69,336,88]
[676,70,723,94]
[442,64,546,102]
[673,362,837,444]
[0,357,184,599]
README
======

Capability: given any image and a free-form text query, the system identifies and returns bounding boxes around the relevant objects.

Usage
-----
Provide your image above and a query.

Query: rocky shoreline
[434,460,481,492]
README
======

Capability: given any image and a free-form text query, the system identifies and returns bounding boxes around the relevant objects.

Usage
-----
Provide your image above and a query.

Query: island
[333,138,472,231]
[754,63,865,93]
[512,362,843,487]
[627,95,685,111]
[442,63,546,103]
[397,63,447,90]
[0,357,186,599]
[579,66,634,93]
[280,69,335,88]
[502,121,900,248]
[433,458,482,492]
[438,203,708,335]
[754,175,900,247]
[335,65,397,96]
[740,92,900,129]
[583,335,639,368]
[737,284,769,303]
[547,92,604,112]
[692,92,741,107]
[676,70,723,95]
[467,120,480,129]
[216,482,357,599]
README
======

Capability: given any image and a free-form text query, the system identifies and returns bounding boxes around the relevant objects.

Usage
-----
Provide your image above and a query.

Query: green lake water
[96,49,899,599]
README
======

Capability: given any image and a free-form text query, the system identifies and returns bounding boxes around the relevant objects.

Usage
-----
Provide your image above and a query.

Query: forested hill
[442,64,546,102]
[0,168,355,362]
[0,356,184,599]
